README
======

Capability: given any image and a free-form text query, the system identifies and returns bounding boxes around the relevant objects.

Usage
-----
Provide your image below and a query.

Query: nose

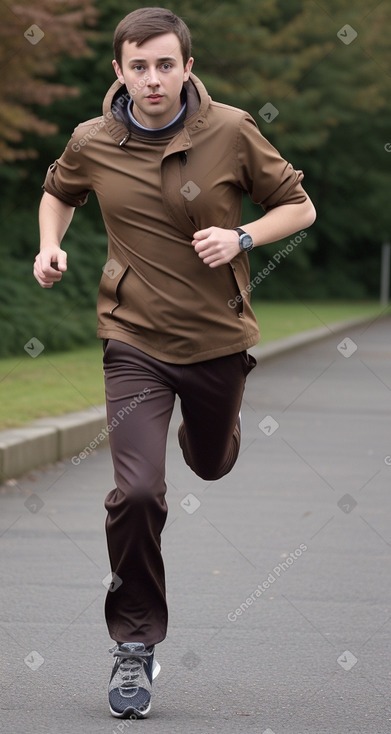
[147,68,160,88]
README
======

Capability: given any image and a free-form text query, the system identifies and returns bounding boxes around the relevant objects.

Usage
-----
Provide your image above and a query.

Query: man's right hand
[33,247,67,288]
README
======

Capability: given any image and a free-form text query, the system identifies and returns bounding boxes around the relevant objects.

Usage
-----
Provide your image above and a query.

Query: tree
[0,0,96,161]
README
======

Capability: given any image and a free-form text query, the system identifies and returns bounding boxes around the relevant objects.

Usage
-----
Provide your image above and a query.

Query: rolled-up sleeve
[42,124,93,207]
[236,114,307,210]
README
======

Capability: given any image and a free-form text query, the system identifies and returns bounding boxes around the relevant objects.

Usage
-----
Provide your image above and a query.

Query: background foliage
[0,0,390,356]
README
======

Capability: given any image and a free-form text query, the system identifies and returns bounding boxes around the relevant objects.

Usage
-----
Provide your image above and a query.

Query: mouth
[146,94,164,102]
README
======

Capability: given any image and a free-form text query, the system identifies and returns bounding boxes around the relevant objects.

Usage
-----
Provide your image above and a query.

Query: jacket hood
[102,72,211,146]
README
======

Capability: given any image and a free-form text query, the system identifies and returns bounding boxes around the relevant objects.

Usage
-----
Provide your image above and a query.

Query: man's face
[112,33,194,129]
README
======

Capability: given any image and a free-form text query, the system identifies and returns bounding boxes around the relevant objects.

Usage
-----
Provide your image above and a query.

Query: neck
[128,94,187,133]
[133,102,181,131]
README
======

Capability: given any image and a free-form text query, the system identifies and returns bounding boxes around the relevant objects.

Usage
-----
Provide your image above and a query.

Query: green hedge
[0,208,106,358]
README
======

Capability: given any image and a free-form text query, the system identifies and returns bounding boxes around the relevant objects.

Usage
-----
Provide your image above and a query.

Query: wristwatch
[233,227,254,253]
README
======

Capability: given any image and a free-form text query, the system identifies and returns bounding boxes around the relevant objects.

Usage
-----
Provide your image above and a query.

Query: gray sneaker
[108,642,161,718]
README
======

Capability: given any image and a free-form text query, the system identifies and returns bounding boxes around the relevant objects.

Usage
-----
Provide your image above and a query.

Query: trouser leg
[102,341,256,645]
[103,340,175,647]
[178,351,256,480]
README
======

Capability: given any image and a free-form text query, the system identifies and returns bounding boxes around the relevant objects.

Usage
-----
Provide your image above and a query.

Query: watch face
[240,234,253,251]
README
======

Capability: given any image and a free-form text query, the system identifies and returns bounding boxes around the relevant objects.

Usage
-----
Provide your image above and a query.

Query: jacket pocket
[99,261,129,316]
[228,262,244,317]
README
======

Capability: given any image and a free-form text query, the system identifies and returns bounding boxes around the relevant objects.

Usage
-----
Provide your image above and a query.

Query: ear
[112,59,125,84]
[183,56,194,82]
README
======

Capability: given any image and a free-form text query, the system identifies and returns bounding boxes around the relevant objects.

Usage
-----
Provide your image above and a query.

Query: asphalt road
[1,315,390,734]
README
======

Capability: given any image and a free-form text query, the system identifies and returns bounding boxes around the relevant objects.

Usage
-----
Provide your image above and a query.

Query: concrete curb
[0,314,377,483]
[0,406,108,484]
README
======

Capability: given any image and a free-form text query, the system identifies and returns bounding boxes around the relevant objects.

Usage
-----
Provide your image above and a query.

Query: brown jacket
[42,73,307,363]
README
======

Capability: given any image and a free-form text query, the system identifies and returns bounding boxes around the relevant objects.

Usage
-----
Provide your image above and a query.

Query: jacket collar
[102,72,210,147]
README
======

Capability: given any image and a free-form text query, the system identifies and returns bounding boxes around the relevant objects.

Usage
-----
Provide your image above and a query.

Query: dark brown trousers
[103,339,256,646]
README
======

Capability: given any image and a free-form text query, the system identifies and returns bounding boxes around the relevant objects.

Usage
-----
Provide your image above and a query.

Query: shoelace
[110,645,152,690]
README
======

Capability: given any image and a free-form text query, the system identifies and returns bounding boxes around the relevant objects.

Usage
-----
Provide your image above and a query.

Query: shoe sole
[109,659,161,719]
[109,702,151,719]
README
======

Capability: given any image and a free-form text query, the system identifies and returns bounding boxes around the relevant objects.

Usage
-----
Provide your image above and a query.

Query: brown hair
[113,7,192,69]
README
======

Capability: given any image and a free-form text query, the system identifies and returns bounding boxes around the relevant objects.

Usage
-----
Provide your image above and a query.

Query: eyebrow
[128,56,178,64]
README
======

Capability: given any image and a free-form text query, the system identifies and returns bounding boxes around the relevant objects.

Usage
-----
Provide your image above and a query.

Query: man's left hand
[192,227,241,268]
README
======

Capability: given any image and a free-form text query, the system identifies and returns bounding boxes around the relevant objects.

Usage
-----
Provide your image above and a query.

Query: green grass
[0,344,105,429]
[251,300,388,343]
[0,301,388,429]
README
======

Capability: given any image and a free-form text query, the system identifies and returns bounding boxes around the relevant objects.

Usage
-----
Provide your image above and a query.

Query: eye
[133,64,145,72]
[161,63,172,71]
